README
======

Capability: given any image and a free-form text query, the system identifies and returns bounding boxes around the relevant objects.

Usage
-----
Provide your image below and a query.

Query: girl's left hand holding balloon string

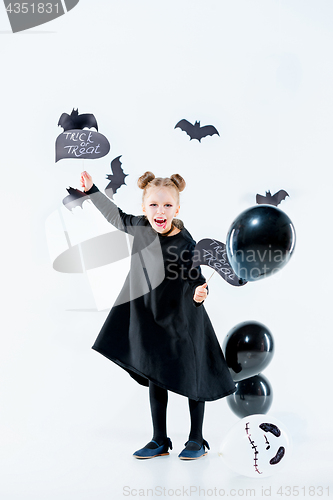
[193,283,208,303]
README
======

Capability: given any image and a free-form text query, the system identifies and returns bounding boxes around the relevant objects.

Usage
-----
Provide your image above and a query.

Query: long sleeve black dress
[85,184,236,402]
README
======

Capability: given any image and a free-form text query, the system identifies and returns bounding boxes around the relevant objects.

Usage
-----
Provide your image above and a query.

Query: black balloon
[226,374,273,418]
[226,205,296,281]
[222,321,274,382]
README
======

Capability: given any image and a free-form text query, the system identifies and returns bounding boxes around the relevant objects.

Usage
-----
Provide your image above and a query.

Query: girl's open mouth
[154,218,167,229]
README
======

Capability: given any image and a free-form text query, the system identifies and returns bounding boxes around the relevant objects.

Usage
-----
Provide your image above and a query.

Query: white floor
[1,408,332,500]
[1,294,332,500]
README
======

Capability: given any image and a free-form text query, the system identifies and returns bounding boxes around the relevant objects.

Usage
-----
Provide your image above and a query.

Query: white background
[0,1,332,498]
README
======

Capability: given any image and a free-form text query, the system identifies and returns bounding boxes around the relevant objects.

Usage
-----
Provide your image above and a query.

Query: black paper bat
[105,156,128,199]
[256,190,289,207]
[63,187,89,211]
[175,119,219,142]
[58,108,98,132]
[190,238,247,287]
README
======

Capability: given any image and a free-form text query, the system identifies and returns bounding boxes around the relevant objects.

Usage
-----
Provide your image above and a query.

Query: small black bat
[256,190,289,207]
[63,187,89,211]
[58,108,98,132]
[175,119,219,142]
[105,155,128,199]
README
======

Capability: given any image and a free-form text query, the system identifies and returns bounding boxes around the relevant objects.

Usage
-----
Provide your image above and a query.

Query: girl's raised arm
[80,171,145,235]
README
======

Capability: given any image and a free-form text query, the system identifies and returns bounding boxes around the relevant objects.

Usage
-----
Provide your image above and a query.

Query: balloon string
[206,269,216,283]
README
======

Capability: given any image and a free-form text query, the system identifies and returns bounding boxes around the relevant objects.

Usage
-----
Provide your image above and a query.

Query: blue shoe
[178,439,210,460]
[133,438,172,459]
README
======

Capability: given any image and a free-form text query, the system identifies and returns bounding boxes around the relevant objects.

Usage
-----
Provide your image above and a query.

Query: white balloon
[219,414,291,478]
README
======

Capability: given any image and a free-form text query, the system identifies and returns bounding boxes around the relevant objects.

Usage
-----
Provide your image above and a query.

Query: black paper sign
[190,238,247,287]
[55,130,110,162]
[56,108,110,162]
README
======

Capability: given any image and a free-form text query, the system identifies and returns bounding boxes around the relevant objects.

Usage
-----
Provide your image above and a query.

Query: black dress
[86,184,236,402]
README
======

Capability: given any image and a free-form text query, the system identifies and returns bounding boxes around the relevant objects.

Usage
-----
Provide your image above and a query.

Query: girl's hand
[80,171,93,192]
[193,282,208,303]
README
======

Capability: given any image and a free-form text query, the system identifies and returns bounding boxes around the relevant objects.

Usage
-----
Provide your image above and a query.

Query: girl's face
[142,187,180,234]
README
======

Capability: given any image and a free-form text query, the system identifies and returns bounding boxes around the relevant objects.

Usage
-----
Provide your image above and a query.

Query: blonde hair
[137,171,186,205]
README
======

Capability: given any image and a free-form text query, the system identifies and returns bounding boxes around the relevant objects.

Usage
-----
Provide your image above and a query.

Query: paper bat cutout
[175,119,219,142]
[63,187,89,211]
[105,156,128,199]
[58,108,98,132]
[256,190,289,207]
[190,238,247,286]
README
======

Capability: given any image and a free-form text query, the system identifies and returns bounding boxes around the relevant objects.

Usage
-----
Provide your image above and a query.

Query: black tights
[148,380,205,447]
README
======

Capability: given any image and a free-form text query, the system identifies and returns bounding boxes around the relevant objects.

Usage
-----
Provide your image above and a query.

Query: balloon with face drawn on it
[219,414,291,477]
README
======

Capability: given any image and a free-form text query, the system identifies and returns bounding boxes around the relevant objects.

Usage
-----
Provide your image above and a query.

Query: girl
[80,170,236,460]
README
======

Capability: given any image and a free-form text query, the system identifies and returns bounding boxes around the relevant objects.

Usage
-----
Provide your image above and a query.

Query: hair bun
[137,171,155,189]
[170,174,186,192]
